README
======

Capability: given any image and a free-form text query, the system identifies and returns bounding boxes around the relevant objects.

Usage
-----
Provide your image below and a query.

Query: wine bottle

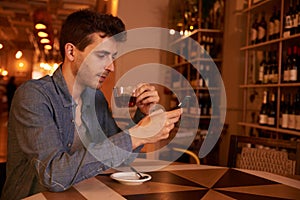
[297,0,300,33]
[274,9,280,39]
[258,51,266,84]
[266,51,273,83]
[288,94,296,129]
[200,35,206,56]
[295,92,300,130]
[259,91,269,126]
[199,93,206,116]
[297,46,300,81]
[281,93,289,129]
[284,1,293,37]
[271,51,278,83]
[279,93,286,128]
[269,7,275,40]
[292,0,299,35]
[206,93,212,116]
[284,47,292,82]
[204,64,210,87]
[190,67,197,87]
[263,51,269,84]
[290,45,298,82]
[251,15,259,45]
[250,52,258,84]
[258,12,267,43]
[206,36,211,56]
[267,92,276,127]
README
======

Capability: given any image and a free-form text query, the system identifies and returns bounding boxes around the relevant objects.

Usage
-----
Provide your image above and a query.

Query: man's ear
[65,43,75,61]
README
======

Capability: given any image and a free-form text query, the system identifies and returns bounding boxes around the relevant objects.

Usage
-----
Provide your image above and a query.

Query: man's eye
[98,54,106,58]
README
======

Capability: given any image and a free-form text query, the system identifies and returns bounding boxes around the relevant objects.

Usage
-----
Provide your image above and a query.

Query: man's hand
[134,83,159,115]
[129,108,182,149]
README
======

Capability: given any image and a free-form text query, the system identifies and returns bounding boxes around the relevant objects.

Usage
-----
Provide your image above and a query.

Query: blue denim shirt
[1,67,142,200]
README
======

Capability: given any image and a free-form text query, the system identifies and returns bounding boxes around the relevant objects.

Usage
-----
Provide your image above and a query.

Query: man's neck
[61,62,85,103]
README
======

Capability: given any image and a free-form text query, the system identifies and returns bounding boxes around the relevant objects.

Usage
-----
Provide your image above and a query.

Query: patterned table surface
[25,159,300,200]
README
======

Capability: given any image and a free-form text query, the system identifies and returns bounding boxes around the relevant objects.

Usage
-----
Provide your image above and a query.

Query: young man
[1,9,181,200]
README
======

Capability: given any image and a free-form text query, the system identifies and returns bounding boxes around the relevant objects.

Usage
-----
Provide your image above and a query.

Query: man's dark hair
[59,9,126,60]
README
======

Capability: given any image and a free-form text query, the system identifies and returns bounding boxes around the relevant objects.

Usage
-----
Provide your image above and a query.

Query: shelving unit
[239,0,300,139]
[166,0,225,165]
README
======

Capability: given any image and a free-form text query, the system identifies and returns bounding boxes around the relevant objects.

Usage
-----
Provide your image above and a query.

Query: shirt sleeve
[94,90,144,153]
[9,82,134,192]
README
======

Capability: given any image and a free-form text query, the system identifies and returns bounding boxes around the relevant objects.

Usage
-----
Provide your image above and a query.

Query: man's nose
[106,61,115,72]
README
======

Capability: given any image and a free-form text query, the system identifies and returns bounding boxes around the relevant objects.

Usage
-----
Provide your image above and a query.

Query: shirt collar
[52,66,96,108]
[52,66,74,107]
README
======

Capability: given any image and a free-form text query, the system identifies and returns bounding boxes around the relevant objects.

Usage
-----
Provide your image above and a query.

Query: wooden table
[24,159,300,200]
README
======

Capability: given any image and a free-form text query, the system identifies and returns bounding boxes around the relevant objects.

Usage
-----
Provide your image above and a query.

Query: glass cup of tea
[113,86,137,108]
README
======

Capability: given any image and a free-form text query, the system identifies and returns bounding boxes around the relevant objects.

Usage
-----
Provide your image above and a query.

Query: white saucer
[110,172,151,185]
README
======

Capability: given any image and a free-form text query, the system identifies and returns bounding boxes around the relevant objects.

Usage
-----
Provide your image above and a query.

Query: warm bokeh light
[35,23,47,30]
[44,44,52,50]
[1,69,8,76]
[15,50,23,59]
[40,38,50,44]
[18,62,24,68]
[0,43,3,49]
[111,0,119,16]
[169,29,175,35]
[37,62,59,77]
[37,31,48,37]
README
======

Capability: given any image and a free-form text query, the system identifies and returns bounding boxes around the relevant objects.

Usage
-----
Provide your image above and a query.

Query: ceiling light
[38,31,48,37]
[35,23,47,30]
[18,62,24,68]
[40,38,50,44]
[15,50,23,59]
[0,43,3,49]
[44,44,52,50]
[1,70,8,76]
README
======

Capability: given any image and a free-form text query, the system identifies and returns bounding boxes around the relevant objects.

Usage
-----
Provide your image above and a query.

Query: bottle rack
[239,0,300,139]
[167,0,225,141]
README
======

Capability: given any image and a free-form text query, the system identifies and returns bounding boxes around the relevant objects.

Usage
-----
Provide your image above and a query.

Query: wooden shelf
[170,28,223,46]
[240,33,300,51]
[172,86,219,91]
[185,114,219,119]
[240,38,281,51]
[190,57,222,63]
[239,83,279,88]
[239,0,273,13]
[240,83,300,88]
[238,122,300,137]
[239,0,300,139]
[170,58,222,68]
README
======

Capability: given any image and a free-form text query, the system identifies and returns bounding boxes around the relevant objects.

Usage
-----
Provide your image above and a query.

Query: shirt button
[68,143,71,147]
[71,119,75,123]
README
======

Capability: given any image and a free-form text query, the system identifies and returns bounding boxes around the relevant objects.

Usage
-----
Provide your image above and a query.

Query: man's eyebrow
[95,50,110,55]
[94,50,117,56]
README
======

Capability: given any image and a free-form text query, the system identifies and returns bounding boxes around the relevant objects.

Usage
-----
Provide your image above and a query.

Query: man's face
[74,33,118,90]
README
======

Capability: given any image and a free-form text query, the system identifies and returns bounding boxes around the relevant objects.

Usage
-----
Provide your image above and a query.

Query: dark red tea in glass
[114,94,136,107]
[113,86,136,108]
